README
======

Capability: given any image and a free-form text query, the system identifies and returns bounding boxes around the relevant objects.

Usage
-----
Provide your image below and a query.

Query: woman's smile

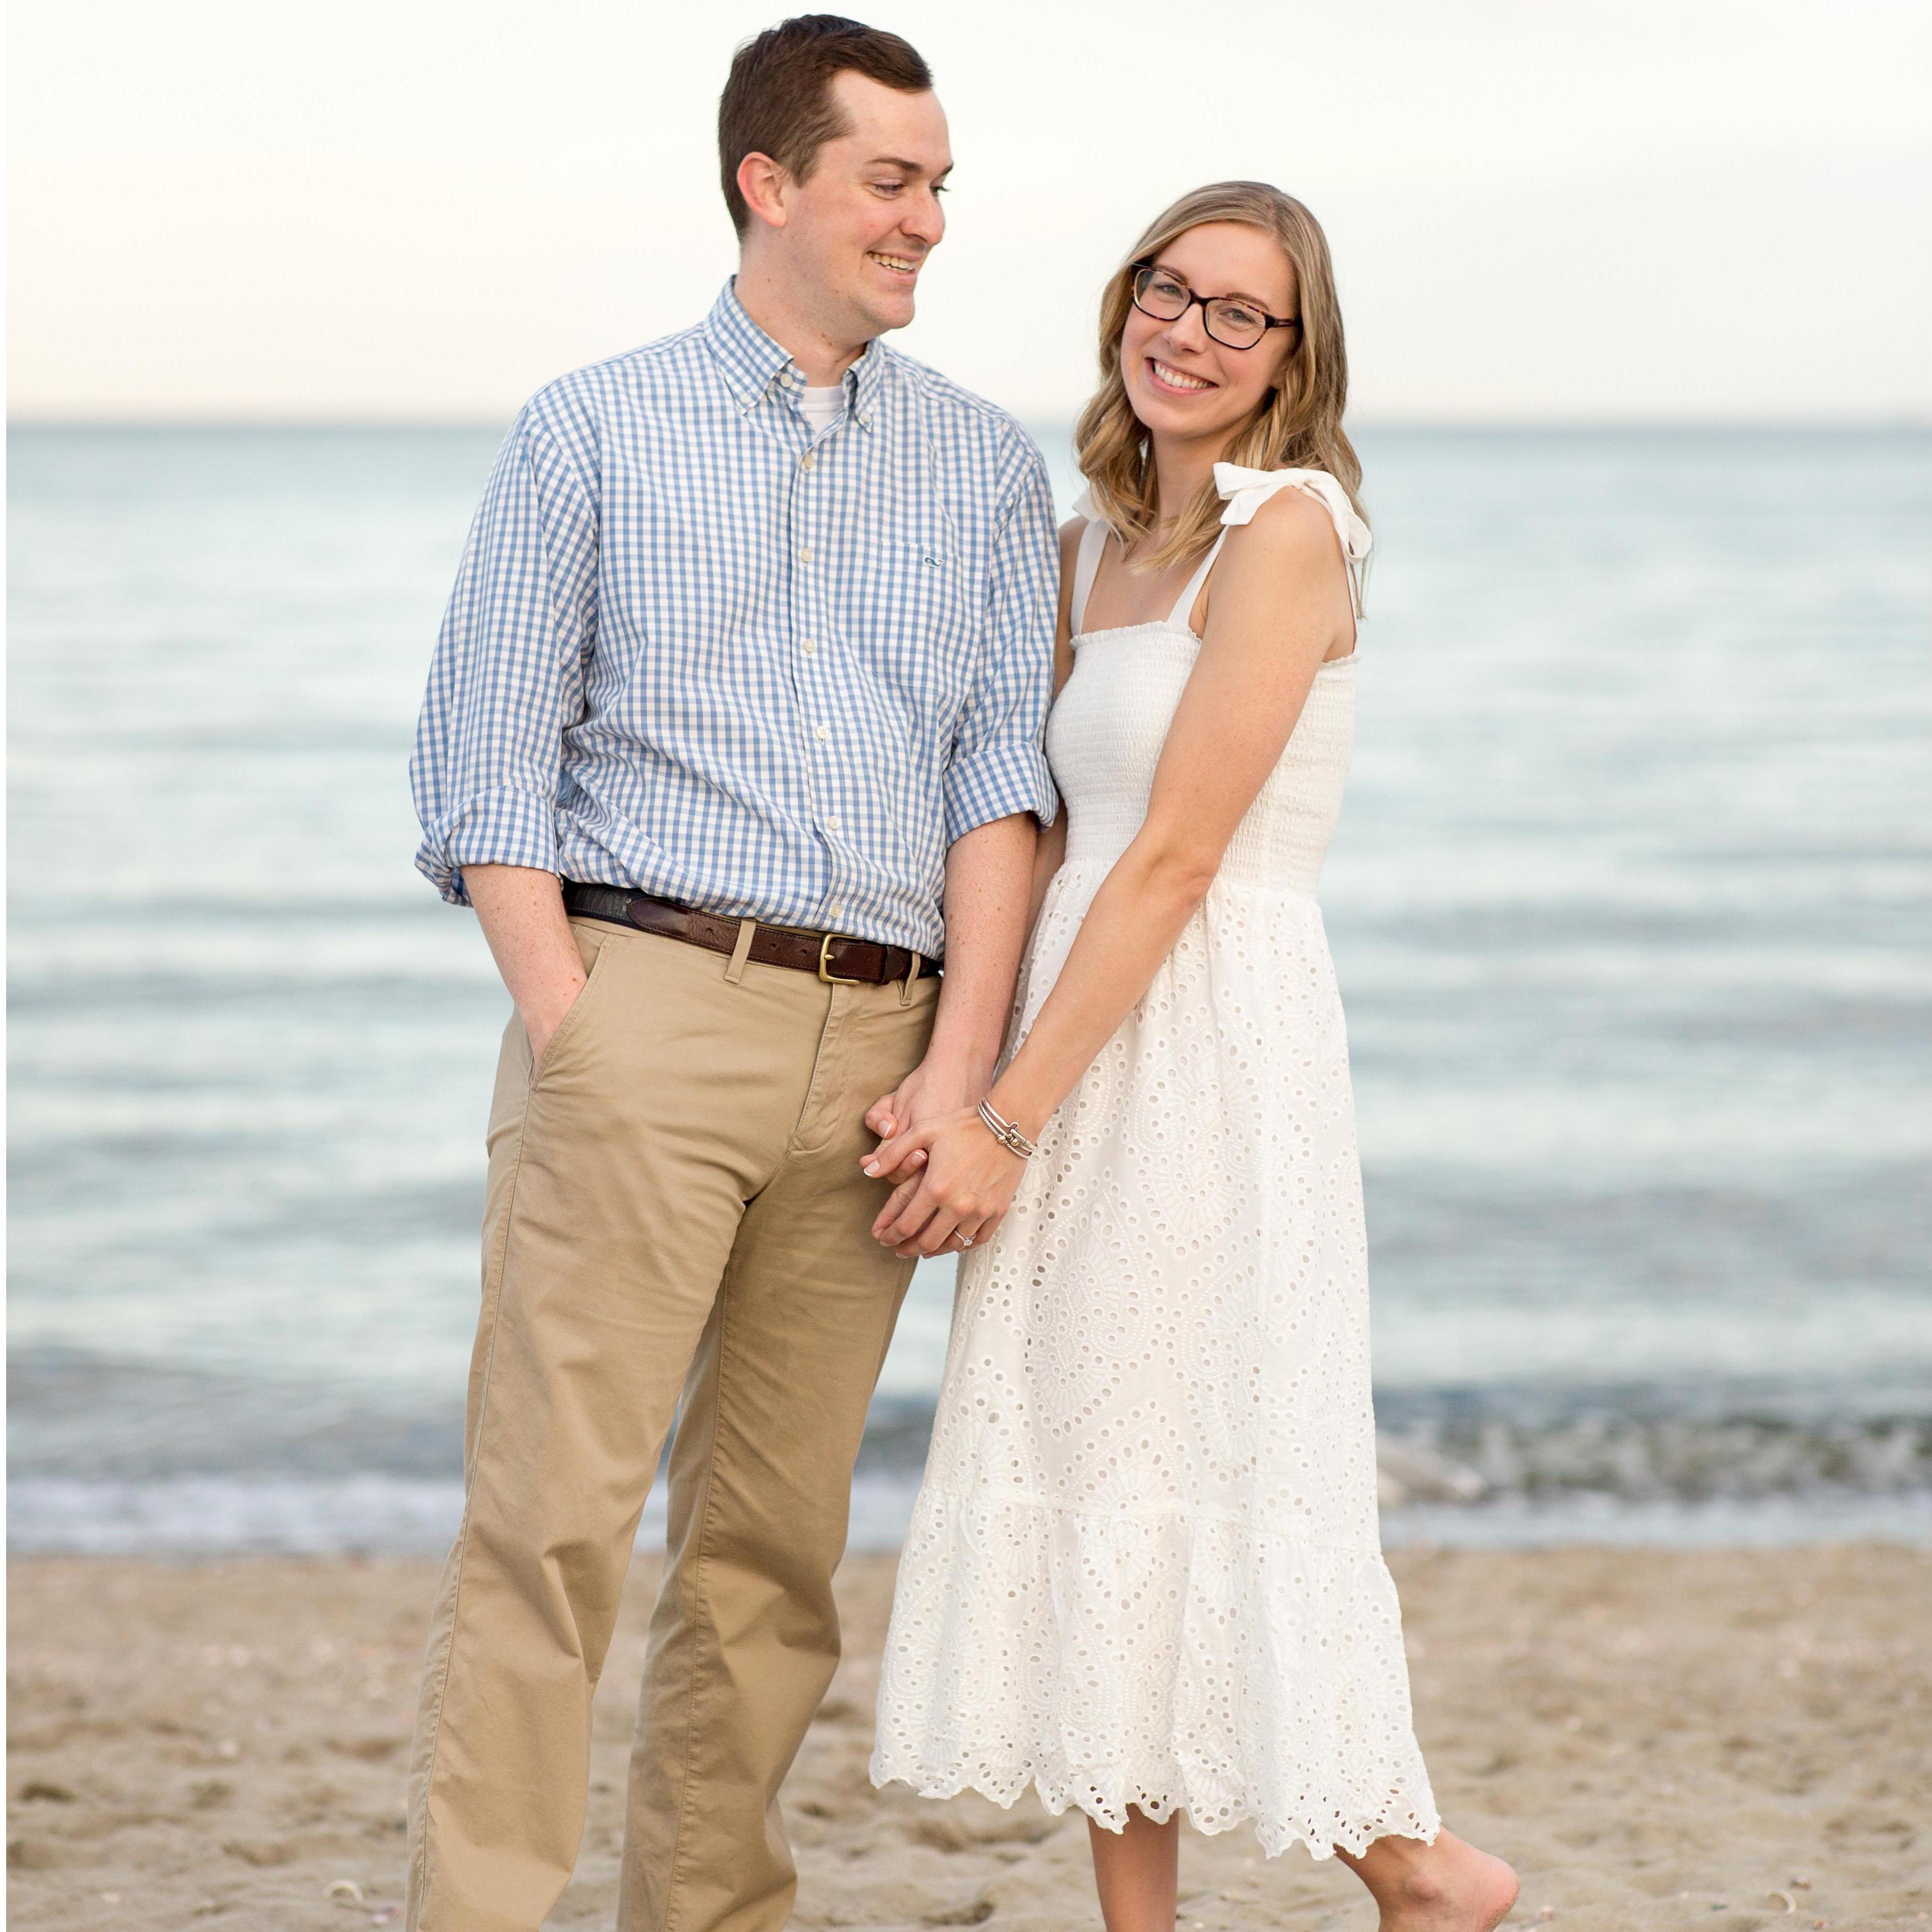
[1145,354,1217,395]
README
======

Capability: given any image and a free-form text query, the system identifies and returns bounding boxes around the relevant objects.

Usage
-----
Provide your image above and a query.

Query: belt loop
[723,918,757,986]
[898,949,919,1007]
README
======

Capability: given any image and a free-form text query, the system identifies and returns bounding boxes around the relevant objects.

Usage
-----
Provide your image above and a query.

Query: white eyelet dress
[870,465,1441,1858]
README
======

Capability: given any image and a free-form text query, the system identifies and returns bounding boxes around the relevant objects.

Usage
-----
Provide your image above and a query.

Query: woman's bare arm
[866,490,1354,1253]
[989,491,1353,1136]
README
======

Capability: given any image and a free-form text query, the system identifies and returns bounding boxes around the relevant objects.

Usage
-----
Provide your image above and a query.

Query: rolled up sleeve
[943,438,1061,845]
[409,401,600,905]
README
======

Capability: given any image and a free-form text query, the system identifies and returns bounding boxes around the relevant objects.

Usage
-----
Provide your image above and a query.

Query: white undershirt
[799,385,843,435]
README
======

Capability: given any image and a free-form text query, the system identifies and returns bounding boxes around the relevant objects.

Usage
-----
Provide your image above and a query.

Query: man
[404,17,1057,1932]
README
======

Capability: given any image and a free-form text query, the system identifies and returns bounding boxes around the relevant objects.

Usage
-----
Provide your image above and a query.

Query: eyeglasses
[1129,260,1299,351]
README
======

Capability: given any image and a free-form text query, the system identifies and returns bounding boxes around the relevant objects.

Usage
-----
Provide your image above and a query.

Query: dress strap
[1213,463,1373,622]
[1070,514,1108,637]
[1167,531,1229,633]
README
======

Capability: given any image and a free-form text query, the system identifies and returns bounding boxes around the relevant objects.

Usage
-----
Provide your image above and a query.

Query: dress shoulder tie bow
[1214,463,1371,618]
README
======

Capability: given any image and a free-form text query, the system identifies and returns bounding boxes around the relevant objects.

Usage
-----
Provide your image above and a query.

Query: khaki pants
[408,917,938,1932]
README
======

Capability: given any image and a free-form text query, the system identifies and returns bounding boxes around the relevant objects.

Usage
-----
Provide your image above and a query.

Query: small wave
[5,1473,925,1558]
[13,1357,1931,1554]
[1375,1411,1932,1505]
[10,1471,1930,1558]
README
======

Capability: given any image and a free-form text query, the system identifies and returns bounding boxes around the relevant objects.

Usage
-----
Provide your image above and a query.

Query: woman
[862,183,1518,1931]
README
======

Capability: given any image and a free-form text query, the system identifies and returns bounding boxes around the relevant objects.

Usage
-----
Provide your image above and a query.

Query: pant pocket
[527,920,621,1086]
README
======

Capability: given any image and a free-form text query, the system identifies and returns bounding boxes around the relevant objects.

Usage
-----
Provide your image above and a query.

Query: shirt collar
[701,279,885,432]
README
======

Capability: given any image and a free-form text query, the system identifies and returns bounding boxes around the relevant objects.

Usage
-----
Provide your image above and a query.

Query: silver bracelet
[977,1098,1037,1160]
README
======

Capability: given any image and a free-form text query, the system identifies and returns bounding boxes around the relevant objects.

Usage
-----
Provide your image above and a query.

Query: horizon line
[9,411,1931,435]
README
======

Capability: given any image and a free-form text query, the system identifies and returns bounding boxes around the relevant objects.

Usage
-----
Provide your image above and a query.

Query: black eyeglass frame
[1129,259,1300,351]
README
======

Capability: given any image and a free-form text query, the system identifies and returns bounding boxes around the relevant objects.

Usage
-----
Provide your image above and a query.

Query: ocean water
[9,422,1930,1553]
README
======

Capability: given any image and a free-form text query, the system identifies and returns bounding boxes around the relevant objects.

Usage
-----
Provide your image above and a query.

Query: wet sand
[8,1547,1930,1930]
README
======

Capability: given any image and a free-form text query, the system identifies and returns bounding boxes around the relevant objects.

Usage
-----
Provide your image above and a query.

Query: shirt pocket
[865,537,980,708]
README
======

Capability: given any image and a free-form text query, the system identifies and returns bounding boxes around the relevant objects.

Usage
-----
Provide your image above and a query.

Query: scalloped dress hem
[865,1761,1441,1863]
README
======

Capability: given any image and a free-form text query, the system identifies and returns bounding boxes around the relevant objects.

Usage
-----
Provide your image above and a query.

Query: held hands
[862,1107,1027,1259]
[861,1057,967,1184]
[861,1058,1026,1259]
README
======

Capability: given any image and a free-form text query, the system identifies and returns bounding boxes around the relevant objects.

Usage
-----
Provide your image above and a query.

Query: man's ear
[736,152,791,232]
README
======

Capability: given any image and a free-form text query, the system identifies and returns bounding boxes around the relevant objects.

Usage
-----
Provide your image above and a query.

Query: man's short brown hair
[719,15,934,237]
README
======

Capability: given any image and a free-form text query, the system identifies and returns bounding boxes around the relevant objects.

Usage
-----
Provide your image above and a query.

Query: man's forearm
[466,864,586,1061]
[1023,808,1068,947]
[922,813,1038,1093]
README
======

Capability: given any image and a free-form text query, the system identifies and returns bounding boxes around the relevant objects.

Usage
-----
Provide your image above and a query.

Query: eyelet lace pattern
[871,592,1440,1858]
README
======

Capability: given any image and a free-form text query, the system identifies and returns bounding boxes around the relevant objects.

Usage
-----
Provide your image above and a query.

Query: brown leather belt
[561,882,940,986]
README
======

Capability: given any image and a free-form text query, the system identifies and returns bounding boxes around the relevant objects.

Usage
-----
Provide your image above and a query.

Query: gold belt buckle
[817,932,863,985]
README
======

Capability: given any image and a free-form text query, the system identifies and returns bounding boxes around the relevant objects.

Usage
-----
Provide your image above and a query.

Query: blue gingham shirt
[410,281,1059,959]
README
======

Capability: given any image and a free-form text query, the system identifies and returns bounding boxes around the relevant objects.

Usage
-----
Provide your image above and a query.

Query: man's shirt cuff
[416,785,562,906]
[943,746,1060,846]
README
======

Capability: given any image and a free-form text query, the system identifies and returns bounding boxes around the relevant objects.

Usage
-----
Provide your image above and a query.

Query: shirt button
[829,902,844,921]
[800,637,817,654]
[825,815,842,832]
[799,545,814,563]
[800,451,815,470]
[814,724,830,742]
[739,393,756,406]
[857,411,873,427]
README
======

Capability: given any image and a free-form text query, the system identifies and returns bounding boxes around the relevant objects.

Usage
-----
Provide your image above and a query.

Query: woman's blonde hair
[1074,181,1362,574]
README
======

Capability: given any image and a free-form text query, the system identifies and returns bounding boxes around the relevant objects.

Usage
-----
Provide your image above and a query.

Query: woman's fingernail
[862,1162,880,1176]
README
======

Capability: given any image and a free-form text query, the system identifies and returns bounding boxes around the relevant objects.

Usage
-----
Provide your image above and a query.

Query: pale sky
[9,0,1930,422]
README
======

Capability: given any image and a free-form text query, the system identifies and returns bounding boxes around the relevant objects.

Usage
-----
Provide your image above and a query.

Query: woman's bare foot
[1337,1826,1519,1931]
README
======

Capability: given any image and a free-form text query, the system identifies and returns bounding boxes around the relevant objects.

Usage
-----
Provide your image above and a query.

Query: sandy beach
[8,1547,1929,1931]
